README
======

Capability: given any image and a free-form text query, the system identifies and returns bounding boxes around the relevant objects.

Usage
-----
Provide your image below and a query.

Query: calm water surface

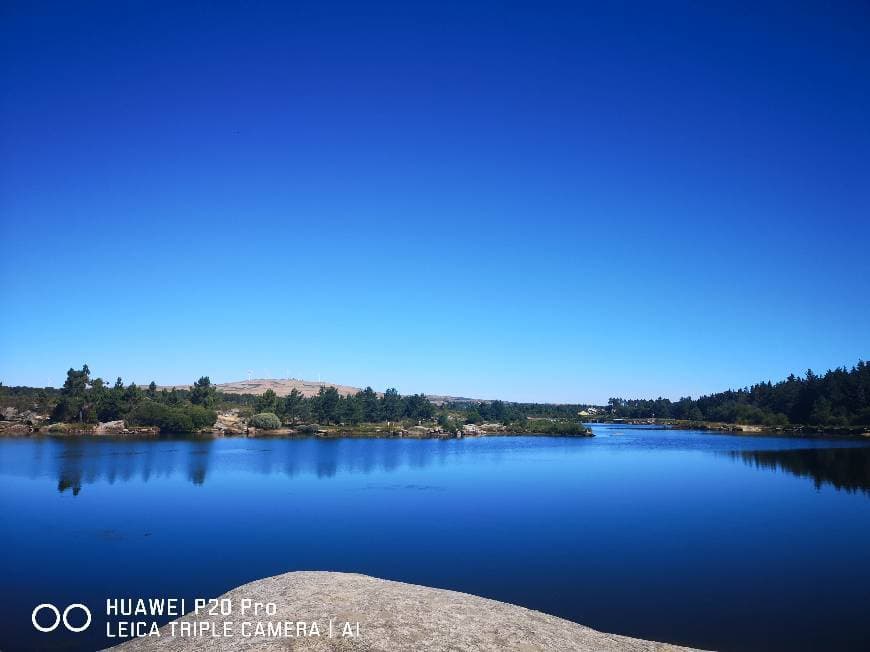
[2,424,870,651]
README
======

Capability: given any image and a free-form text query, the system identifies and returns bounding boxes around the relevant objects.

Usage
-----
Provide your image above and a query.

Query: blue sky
[1,1,868,403]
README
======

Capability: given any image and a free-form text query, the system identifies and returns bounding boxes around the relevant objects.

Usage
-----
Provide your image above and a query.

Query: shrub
[250,412,281,430]
[128,402,168,427]
[522,419,591,435]
[438,414,463,432]
[128,401,216,433]
[159,409,194,433]
[852,408,870,426]
[187,405,217,430]
[762,412,790,428]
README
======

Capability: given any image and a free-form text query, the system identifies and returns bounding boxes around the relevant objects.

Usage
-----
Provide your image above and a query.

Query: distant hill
[154,378,483,404]
[217,378,369,398]
[424,393,483,406]
[154,378,365,398]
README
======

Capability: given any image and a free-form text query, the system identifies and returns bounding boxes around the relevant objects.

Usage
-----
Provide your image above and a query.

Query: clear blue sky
[1,1,868,403]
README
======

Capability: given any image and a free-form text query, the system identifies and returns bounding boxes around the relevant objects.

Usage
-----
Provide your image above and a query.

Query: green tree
[190,376,216,407]
[124,382,143,407]
[314,386,340,424]
[485,400,506,422]
[35,389,51,412]
[284,389,306,422]
[810,397,833,425]
[52,365,91,422]
[65,365,91,395]
[358,387,381,422]
[380,388,401,421]
[403,393,434,420]
[340,395,364,424]
[256,389,279,414]
[464,408,482,424]
[89,377,106,405]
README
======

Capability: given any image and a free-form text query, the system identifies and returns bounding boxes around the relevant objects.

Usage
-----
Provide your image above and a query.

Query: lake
[2,424,869,651]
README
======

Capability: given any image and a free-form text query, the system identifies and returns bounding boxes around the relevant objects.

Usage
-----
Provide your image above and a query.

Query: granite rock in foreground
[108,571,706,652]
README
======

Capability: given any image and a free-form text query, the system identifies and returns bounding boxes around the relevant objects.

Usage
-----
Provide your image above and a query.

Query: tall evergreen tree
[284,389,306,422]
[190,376,216,407]
[380,388,401,421]
[358,387,381,422]
[314,386,340,424]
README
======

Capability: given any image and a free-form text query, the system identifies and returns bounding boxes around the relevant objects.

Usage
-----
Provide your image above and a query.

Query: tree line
[608,360,870,427]
[13,359,864,433]
[12,365,444,432]
[48,365,218,432]
[22,366,591,433]
[248,386,435,425]
[447,399,589,424]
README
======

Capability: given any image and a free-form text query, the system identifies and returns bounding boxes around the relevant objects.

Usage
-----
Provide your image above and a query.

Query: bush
[187,405,218,430]
[852,408,870,426]
[250,412,281,430]
[762,412,790,428]
[521,419,590,435]
[128,401,216,433]
[159,409,194,433]
[296,423,318,434]
[438,414,463,432]
[464,409,482,424]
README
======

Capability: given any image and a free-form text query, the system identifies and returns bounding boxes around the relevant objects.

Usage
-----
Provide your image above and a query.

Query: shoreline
[0,427,595,440]
[4,418,870,440]
[0,418,595,439]
[591,418,870,438]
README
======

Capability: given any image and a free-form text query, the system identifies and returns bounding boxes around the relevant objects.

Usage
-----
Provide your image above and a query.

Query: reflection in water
[187,441,213,486]
[57,475,81,495]
[728,447,870,494]
[6,437,467,495]
[11,435,870,498]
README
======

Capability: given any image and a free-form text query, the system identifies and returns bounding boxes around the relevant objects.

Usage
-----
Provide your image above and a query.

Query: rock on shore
[108,571,705,651]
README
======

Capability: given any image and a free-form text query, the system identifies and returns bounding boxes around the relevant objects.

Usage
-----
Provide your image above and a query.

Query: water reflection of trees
[728,447,870,494]
[186,441,213,486]
[39,437,466,495]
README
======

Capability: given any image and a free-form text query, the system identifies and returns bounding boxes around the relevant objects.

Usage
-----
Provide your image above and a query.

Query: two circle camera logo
[32,603,92,633]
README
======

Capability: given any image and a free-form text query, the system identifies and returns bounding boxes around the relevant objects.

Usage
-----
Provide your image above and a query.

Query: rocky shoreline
[107,571,704,652]
[244,423,594,439]
[0,411,160,437]
[0,406,593,439]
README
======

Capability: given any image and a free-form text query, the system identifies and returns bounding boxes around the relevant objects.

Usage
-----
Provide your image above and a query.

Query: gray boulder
[95,420,126,434]
[107,571,705,651]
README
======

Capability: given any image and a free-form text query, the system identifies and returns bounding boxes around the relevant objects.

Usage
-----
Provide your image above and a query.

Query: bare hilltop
[155,378,480,404]
[152,378,370,398]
